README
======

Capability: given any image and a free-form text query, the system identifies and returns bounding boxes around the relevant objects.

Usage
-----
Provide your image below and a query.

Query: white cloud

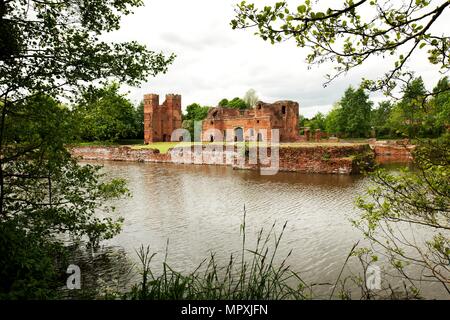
[107,0,449,118]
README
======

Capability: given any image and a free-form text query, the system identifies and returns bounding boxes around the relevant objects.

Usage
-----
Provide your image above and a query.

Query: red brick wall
[69,144,372,175]
[70,146,171,163]
[370,140,415,163]
[234,145,371,174]
[373,145,414,157]
[202,101,300,142]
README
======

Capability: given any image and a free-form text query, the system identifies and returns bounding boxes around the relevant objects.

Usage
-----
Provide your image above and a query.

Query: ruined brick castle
[202,101,299,142]
[143,94,183,143]
[143,93,299,144]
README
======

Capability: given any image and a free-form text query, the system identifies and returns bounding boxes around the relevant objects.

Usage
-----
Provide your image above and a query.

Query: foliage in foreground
[124,212,311,300]
[1,0,169,298]
[117,132,450,301]
[355,134,450,295]
[232,1,449,95]
[0,95,128,299]
[232,1,449,139]
[121,210,437,300]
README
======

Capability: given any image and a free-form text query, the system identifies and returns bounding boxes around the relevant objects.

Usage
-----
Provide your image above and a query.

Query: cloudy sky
[106,0,449,118]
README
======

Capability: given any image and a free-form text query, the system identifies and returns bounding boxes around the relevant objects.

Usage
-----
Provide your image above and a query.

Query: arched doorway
[234,127,243,142]
[257,133,263,142]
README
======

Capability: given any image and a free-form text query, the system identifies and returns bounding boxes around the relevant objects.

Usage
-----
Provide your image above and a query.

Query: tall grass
[124,207,313,300]
[116,206,426,300]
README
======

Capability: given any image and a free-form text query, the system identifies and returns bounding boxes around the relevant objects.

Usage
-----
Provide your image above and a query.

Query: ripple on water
[88,161,446,299]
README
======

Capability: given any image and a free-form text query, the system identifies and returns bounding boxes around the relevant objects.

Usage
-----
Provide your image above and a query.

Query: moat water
[86,161,446,299]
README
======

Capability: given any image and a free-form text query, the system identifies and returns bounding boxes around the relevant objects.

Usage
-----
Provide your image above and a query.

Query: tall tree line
[302,76,449,139]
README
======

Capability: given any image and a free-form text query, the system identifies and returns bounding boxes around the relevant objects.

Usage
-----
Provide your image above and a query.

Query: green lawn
[132,142,204,153]
[74,141,118,147]
[74,139,144,147]
[130,141,367,153]
[73,140,368,154]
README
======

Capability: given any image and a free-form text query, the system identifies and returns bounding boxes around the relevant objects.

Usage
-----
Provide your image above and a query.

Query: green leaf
[297,5,306,13]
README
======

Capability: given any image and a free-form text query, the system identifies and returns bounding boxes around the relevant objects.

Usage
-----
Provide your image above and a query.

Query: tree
[389,77,427,138]
[232,1,449,96]
[325,105,342,136]
[1,1,174,102]
[228,97,249,110]
[0,94,127,298]
[0,0,173,297]
[243,89,259,107]
[371,101,393,138]
[134,101,145,139]
[74,83,138,141]
[233,0,449,294]
[218,97,249,109]
[182,103,210,140]
[218,98,229,107]
[304,112,326,131]
[429,77,450,136]
[184,103,210,121]
[298,115,307,128]
[1,0,174,213]
[355,135,450,295]
[338,86,373,138]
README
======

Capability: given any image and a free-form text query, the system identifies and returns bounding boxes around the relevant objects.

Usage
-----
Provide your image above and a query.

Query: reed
[124,207,311,300]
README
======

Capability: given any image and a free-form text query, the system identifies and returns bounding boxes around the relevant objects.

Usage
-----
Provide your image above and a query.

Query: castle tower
[143,93,182,144]
[164,94,182,137]
[144,94,159,144]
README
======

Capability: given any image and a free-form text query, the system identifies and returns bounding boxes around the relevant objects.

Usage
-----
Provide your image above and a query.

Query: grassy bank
[73,140,369,154]
[75,139,144,147]
[130,141,367,154]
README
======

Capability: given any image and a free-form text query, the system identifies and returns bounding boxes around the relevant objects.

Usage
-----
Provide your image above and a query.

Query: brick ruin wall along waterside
[70,144,374,175]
